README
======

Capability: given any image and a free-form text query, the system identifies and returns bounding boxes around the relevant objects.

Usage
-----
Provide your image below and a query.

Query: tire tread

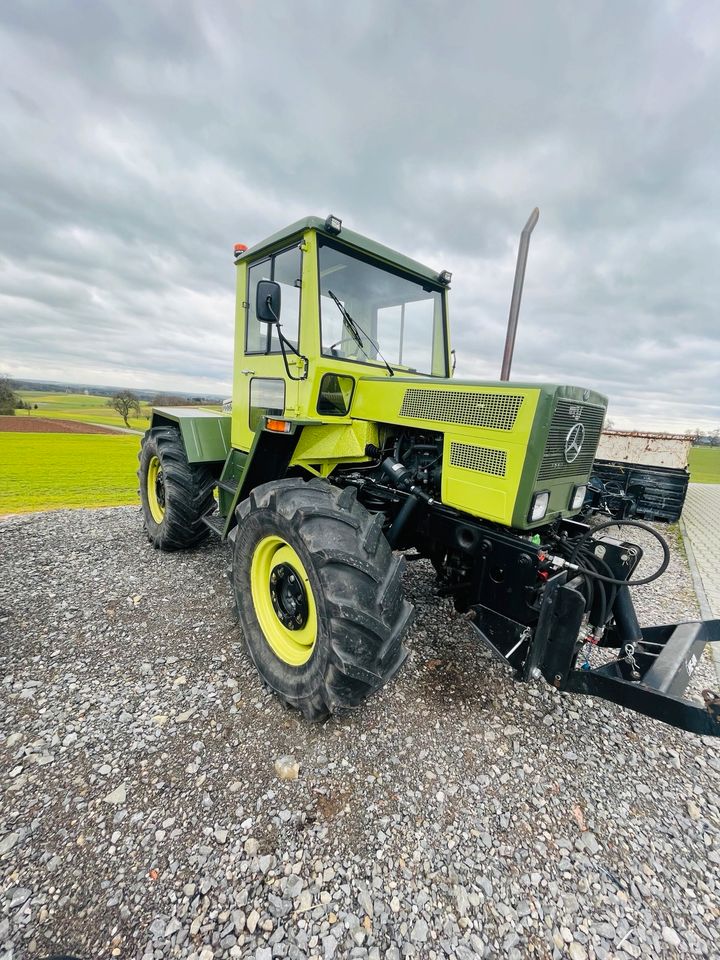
[138,427,216,551]
[232,478,412,721]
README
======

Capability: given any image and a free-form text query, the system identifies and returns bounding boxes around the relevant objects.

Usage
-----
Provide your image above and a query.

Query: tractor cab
[230,215,451,454]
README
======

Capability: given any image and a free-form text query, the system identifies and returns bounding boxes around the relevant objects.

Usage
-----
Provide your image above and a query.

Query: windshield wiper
[327,290,395,377]
[327,289,364,349]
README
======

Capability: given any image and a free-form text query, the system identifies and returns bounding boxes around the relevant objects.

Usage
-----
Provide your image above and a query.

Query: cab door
[234,244,303,452]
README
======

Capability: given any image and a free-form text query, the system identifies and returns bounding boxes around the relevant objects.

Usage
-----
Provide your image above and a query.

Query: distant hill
[9,377,225,404]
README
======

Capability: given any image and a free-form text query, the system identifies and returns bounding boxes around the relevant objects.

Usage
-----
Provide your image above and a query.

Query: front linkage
[520,553,720,738]
[343,459,720,737]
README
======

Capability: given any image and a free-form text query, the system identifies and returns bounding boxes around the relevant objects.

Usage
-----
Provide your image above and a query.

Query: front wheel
[230,478,412,721]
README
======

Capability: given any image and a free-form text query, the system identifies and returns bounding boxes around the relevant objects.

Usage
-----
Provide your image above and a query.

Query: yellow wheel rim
[250,535,317,666]
[147,455,165,523]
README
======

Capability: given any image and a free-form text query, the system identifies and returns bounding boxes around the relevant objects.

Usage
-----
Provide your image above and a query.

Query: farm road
[0,508,718,960]
[681,483,720,680]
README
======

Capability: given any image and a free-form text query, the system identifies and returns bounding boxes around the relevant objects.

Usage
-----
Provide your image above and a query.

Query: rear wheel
[230,478,412,721]
[138,427,216,550]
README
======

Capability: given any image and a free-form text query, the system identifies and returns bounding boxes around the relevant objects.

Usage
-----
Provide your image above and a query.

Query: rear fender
[151,407,230,464]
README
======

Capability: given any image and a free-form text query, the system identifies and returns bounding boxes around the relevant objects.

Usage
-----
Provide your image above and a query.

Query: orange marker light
[266,418,292,433]
[234,243,248,254]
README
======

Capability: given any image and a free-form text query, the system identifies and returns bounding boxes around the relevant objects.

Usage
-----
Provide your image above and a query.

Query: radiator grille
[450,441,507,477]
[537,400,605,481]
[400,389,523,430]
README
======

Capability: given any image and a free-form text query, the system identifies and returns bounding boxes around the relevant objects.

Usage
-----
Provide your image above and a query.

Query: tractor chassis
[345,477,720,736]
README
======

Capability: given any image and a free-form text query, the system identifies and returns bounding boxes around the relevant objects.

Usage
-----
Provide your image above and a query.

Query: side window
[246,246,302,354]
[317,373,355,416]
[270,246,302,351]
[249,378,285,432]
[246,258,271,353]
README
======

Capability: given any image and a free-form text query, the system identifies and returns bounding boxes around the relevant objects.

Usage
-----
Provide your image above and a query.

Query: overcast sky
[1,1,719,430]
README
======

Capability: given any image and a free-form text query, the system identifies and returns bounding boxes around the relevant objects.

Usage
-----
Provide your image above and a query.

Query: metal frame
[347,477,720,736]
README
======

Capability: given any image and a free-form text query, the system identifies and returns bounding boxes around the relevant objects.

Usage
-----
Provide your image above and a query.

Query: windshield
[318,240,448,376]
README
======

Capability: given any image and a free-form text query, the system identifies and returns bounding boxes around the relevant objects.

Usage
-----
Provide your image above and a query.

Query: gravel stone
[102,784,127,805]
[285,874,303,898]
[0,508,717,960]
[410,918,428,942]
[0,832,19,856]
[275,755,300,780]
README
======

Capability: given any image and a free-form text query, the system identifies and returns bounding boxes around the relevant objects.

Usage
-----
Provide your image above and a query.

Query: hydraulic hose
[577,549,607,628]
[386,494,419,548]
[564,518,670,588]
[578,546,622,628]
[587,549,618,627]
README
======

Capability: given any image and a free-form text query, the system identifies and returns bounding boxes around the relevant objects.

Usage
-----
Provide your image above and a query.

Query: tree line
[0,376,32,414]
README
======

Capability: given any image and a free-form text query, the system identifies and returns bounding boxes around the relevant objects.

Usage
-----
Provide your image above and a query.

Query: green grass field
[688,446,720,483]
[0,433,141,513]
[18,391,151,431]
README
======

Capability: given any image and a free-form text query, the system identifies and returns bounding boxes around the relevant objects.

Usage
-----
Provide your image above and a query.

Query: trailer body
[587,431,694,522]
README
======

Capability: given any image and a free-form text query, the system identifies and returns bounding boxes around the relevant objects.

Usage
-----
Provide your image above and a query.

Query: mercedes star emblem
[564,422,585,463]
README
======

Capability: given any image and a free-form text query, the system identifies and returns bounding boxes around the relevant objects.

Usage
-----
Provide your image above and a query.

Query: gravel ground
[1,507,718,960]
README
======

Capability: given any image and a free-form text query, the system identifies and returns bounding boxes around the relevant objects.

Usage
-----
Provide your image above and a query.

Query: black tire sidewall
[138,432,164,540]
[233,507,331,702]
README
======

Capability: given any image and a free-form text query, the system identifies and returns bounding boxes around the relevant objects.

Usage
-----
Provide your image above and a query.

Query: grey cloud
[0,0,718,427]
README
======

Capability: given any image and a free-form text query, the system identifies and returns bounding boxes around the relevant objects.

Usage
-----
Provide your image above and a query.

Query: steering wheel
[329,336,361,357]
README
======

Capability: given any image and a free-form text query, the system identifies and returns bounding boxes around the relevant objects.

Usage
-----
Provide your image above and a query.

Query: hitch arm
[564,670,720,736]
[561,619,720,736]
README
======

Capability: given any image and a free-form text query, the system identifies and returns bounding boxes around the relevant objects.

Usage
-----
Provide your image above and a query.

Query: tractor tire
[138,427,216,550]
[230,477,412,721]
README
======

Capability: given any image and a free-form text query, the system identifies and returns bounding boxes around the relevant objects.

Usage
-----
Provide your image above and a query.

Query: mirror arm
[268,308,308,382]
[277,329,309,381]
[264,297,308,381]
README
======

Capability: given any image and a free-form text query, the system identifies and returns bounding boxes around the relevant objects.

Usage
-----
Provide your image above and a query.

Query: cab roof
[235,216,446,286]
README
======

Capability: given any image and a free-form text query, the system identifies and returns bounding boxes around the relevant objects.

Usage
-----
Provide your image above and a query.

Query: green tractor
[138,214,719,734]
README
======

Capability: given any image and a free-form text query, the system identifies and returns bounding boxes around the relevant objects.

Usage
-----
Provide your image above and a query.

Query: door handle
[240,369,255,375]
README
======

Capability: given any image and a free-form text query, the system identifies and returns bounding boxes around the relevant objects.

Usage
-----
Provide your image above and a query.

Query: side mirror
[256,280,281,324]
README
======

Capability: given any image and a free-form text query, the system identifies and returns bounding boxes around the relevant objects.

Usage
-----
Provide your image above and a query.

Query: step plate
[202,513,225,536]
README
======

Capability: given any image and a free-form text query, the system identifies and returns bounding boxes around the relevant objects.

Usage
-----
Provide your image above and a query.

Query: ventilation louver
[400,389,523,431]
[450,441,507,477]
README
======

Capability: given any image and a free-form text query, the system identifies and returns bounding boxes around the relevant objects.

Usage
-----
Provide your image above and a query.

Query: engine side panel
[351,378,539,526]
[351,378,607,529]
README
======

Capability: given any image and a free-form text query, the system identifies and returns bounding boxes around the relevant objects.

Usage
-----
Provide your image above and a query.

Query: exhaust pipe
[500,207,539,381]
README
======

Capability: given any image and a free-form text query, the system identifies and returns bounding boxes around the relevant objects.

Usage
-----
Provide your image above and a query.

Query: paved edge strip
[679,515,720,684]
